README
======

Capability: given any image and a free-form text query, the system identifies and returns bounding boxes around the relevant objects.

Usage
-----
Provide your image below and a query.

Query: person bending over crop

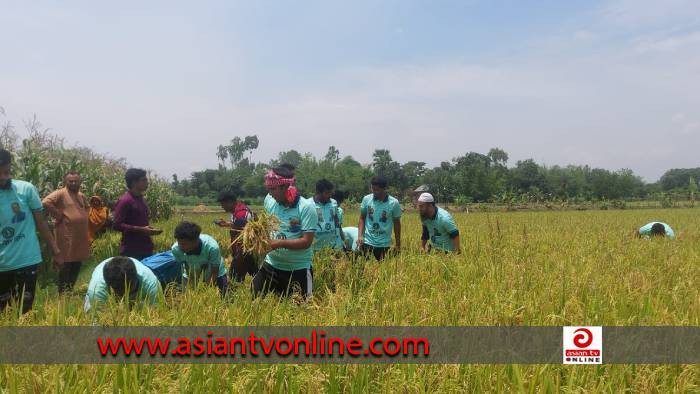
[172,221,228,295]
[84,256,161,311]
[417,193,460,253]
[637,222,675,239]
[216,191,257,283]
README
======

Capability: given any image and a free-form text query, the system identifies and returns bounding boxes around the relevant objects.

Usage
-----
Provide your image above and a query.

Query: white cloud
[600,0,700,29]
[681,122,699,135]
[634,30,700,53]
[672,113,686,123]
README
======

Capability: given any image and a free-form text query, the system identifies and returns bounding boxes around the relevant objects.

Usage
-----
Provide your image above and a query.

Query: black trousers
[58,261,82,293]
[360,244,391,261]
[252,262,312,299]
[230,243,258,283]
[0,264,39,314]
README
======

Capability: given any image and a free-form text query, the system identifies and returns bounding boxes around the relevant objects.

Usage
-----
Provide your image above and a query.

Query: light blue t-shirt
[265,195,317,271]
[337,207,344,226]
[172,234,227,281]
[421,207,459,252]
[335,206,345,248]
[360,194,401,247]
[639,222,675,239]
[312,198,342,251]
[84,257,162,311]
[0,180,43,272]
[342,227,359,252]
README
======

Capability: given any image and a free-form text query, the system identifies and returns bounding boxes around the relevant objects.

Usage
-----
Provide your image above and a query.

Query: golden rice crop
[233,211,280,255]
[1,208,698,392]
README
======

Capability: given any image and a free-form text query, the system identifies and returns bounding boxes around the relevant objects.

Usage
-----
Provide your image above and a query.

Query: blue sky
[1,0,699,181]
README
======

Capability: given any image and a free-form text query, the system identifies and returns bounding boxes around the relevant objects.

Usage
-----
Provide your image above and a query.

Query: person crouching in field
[216,191,257,283]
[637,222,675,239]
[357,176,402,261]
[171,221,228,295]
[84,256,161,312]
[417,193,460,253]
[0,149,61,314]
[42,171,91,293]
[253,167,317,299]
[342,227,360,253]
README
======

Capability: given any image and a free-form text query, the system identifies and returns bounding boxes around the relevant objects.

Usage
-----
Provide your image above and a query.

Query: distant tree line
[171,135,699,204]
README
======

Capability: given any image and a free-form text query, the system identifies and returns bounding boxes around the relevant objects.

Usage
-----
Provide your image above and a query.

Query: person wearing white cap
[417,193,460,253]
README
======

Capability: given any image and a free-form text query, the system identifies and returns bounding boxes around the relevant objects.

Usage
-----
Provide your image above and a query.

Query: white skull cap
[417,193,434,203]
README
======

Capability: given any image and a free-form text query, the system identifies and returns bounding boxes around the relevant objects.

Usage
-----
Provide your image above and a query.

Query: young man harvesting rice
[417,193,461,253]
[263,163,296,207]
[357,175,402,261]
[171,221,228,295]
[0,149,61,314]
[312,179,345,252]
[637,222,675,239]
[253,166,317,299]
[84,256,161,311]
[216,191,257,282]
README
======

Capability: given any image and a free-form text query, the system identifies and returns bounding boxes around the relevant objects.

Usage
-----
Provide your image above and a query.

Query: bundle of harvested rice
[233,212,281,255]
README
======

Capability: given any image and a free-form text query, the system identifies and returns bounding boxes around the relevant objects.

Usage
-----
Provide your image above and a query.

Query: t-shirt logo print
[11,202,26,224]
[380,211,388,223]
[2,227,15,240]
[288,218,301,233]
[367,206,374,221]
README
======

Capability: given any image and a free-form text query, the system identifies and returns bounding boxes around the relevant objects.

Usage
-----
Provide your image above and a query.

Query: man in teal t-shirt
[312,179,344,252]
[417,193,460,253]
[637,222,675,239]
[357,176,401,261]
[84,256,162,311]
[0,149,61,314]
[253,167,317,299]
[172,221,228,295]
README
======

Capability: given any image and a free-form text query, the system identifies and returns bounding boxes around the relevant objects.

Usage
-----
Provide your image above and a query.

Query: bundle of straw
[233,212,281,255]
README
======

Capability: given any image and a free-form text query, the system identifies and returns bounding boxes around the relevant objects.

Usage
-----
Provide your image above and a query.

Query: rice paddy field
[1,208,698,392]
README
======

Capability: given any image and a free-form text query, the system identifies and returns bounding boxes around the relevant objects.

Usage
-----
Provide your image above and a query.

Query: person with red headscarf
[252,166,318,299]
